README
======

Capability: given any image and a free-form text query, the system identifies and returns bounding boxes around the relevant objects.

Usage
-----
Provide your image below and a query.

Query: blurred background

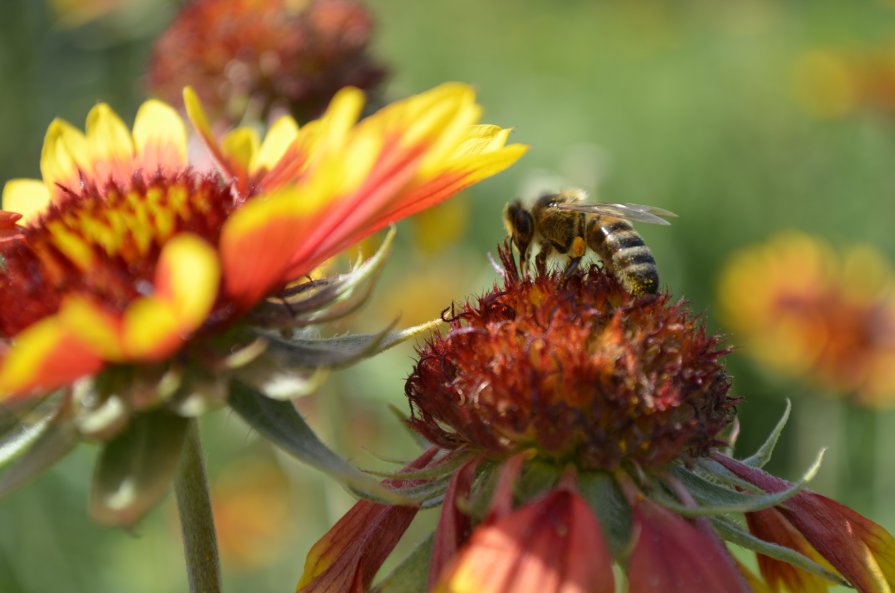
[2,0,895,591]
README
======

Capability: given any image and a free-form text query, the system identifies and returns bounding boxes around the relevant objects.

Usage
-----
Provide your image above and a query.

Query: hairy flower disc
[407,246,736,470]
[0,171,234,337]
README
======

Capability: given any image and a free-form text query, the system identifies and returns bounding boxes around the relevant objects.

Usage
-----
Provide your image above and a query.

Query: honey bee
[503,188,676,295]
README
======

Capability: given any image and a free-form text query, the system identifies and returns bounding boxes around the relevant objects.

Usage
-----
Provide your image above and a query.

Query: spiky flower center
[1,171,237,337]
[406,247,736,470]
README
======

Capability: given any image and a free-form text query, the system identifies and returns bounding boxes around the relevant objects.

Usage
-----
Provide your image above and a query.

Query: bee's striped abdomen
[588,217,659,296]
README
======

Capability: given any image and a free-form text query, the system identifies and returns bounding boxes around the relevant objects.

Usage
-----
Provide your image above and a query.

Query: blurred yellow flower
[718,231,895,407]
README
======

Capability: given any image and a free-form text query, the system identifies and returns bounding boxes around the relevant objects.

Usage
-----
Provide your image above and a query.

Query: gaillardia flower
[718,231,895,407]
[0,83,525,525]
[148,0,387,125]
[297,245,895,593]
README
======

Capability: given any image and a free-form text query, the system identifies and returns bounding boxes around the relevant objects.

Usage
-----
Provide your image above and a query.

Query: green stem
[175,419,221,593]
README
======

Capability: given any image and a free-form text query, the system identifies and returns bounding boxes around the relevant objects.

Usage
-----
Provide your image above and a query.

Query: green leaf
[713,515,847,586]
[371,533,434,593]
[0,393,66,469]
[742,399,791,468]
[0,419,79,498]
[228,382,407,504]
[578,472,633,558]
[89,411,189,526]
[659,450,823,517]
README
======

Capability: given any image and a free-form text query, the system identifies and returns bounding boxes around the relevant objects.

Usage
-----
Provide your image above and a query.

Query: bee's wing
[552,202,677,225]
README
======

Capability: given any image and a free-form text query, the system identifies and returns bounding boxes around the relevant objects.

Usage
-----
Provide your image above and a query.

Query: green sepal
[0,417,79,498]
[712,514,847,586]
[261,318,441,369]
[695,458,764,492]
[578,472,633,559]
[0,393,66,469]
[515,460,560,502]
[89,410,189,526]
[387,404,431,450]
[364,450,470,482]
[228,382,406,504]
[742,399,791,468]
[269,226,396,318]
[371,533,434,593]
[659,450,823,516]
[384,474,453,508]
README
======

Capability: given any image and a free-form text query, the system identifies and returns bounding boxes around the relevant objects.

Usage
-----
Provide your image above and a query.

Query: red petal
[296,448,439,593]
[429,458,479,589]
[435,488,614,593]
[627,497,750,593]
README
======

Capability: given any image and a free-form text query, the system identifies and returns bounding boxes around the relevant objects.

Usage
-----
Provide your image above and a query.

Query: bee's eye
[513,208,533,239]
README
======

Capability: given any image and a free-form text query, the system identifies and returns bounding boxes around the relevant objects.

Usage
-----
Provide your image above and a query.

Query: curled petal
[435,487,614,593]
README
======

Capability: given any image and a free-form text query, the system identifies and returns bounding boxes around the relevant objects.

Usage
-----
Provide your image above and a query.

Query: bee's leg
[563,236,587,277]
[516,245,527,275]
[535,243,553,275]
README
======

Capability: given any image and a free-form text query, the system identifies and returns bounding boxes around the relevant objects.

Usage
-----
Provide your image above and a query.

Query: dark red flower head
[147,0,387,124]
[406,244,737,470]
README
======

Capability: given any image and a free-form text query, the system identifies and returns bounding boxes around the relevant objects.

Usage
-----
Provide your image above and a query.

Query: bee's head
[503,200,534,263]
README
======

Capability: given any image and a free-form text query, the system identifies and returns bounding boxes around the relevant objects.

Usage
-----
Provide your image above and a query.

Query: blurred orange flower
[718,231,895,406]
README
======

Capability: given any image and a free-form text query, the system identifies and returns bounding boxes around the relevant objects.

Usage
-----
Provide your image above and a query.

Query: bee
[503,189,676,295]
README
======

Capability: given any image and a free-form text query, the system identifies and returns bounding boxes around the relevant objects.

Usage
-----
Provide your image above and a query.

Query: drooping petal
[746,508,835,593]
[296,448,439,593]
[1,179,51,225]
[434,488,615,593]
[0,316,104,399]
[716,454,895,593]
[627,497,751,593]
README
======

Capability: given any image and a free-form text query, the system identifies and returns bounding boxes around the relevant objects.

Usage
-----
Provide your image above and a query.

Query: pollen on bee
[571,236,587,258]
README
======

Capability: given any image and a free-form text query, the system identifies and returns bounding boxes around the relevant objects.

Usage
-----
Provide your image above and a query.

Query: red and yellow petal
[40,118,91,200]
[746,508,835,593]
[220,186,325,308]
[58,234,220,362]
[434,488,615,593]
[251,116,300,178]
[717,455,895,593]
[132,99,188,174]
[84,103,138,190]
[0,315,104,398]
[1,179,51,225]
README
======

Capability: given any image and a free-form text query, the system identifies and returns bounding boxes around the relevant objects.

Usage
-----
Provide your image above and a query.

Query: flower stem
[175,419,221,593]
